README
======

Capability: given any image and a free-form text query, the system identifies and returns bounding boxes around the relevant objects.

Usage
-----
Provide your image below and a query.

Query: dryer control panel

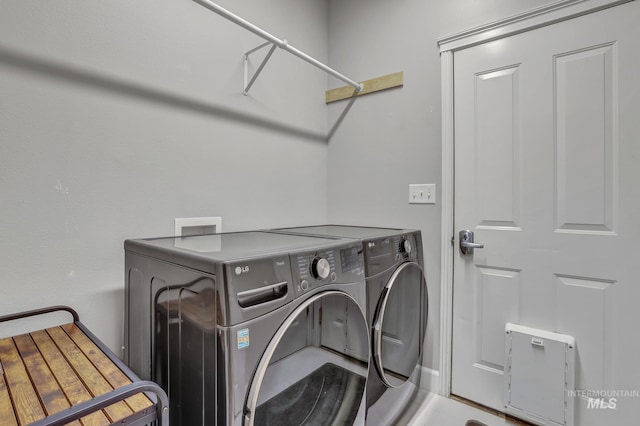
[292,242,364,297]
[363,231,423,277]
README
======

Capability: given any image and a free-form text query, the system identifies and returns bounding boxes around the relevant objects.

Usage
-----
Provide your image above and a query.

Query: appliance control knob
[311,257,331,280]
[301,280,309,291]
[400,238,412,255]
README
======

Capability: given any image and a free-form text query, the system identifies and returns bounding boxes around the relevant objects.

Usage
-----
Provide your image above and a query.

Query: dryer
[270,226,429,425]
[124,231,370,425]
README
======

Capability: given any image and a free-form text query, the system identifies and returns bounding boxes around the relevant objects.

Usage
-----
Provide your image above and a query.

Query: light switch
[409,184,436,204]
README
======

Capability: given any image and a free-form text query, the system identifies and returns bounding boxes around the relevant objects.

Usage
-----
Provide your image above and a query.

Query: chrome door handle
[459,230,484,255]
[461,241,484,249]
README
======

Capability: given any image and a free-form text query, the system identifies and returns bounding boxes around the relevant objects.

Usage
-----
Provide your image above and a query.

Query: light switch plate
[409,184,436,204]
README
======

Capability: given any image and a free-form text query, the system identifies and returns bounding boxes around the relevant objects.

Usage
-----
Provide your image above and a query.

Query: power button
[301,279,309,291]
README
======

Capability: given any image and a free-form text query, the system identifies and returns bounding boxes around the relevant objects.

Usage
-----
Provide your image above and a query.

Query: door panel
[475,266,522,370]
[452,2,640,424]
[555,43,616,233]
[554,275,614,392]
[475,66,522,229]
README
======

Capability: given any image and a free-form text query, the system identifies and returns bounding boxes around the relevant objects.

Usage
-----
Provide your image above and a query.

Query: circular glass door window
[245,291,370,426]
[373,262,428,387]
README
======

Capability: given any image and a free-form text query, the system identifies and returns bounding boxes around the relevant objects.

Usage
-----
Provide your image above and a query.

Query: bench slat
[46,327,133,423]
[30,329,111,426]
[0,337,46,425]
[13,334,82,426]
[0,356,19,426]
[62,324,153,413]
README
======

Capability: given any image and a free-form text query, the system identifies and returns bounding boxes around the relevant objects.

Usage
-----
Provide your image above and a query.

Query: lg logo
[235,265,250,275]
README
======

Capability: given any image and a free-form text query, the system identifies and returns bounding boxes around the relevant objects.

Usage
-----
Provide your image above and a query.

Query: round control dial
[311,257,331,280]
[400,238,412,255]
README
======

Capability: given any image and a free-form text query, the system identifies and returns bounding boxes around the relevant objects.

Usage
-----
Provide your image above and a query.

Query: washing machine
[270,225,428,425]
[124,231,370,425]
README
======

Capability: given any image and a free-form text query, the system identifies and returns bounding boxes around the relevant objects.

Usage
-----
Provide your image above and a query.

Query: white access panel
[504,323,575,426]
[174,216,222,236]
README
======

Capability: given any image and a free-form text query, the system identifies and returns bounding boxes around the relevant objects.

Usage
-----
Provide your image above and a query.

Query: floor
[404,391,525,426]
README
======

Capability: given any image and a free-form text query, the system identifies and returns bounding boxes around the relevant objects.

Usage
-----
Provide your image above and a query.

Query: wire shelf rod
[193,0,364,93]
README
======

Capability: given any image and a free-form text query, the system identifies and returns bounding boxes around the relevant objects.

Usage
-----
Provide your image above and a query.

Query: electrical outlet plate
[409,184,436,204]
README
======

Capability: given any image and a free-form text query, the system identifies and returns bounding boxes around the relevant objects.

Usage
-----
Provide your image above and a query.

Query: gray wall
[1,0,557,376]
[326,0,554,375]
[0,0,330,352]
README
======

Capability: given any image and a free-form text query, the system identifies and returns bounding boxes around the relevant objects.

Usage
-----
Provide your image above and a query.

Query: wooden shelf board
[325,71,403,104]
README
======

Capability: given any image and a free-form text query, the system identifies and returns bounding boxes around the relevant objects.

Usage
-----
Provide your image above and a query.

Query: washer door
[373,261,428,387]
[244,290,369,426]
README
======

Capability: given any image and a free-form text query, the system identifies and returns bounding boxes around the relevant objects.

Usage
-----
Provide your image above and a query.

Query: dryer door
[373,261,428,387]
[244,290,369,426]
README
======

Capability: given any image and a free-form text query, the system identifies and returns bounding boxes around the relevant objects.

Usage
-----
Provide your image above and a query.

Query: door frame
[436,0,632,398]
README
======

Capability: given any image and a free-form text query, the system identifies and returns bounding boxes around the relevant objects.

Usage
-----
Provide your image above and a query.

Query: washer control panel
[292,242,364,297]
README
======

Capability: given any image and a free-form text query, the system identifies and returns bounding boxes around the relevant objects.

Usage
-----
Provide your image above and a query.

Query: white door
[451,2,640,424]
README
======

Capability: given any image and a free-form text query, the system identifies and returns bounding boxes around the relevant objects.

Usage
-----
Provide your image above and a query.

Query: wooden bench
[0,306,168,426]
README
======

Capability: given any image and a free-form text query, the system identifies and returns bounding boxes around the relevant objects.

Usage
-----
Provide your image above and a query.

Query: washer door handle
[459,230,484,255]
[237,281,288,307]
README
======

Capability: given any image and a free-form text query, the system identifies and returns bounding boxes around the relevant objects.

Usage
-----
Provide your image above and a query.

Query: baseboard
[419,366,441,395]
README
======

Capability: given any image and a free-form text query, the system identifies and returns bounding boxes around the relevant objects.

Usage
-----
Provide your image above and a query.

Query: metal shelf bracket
[243,42,277,96]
